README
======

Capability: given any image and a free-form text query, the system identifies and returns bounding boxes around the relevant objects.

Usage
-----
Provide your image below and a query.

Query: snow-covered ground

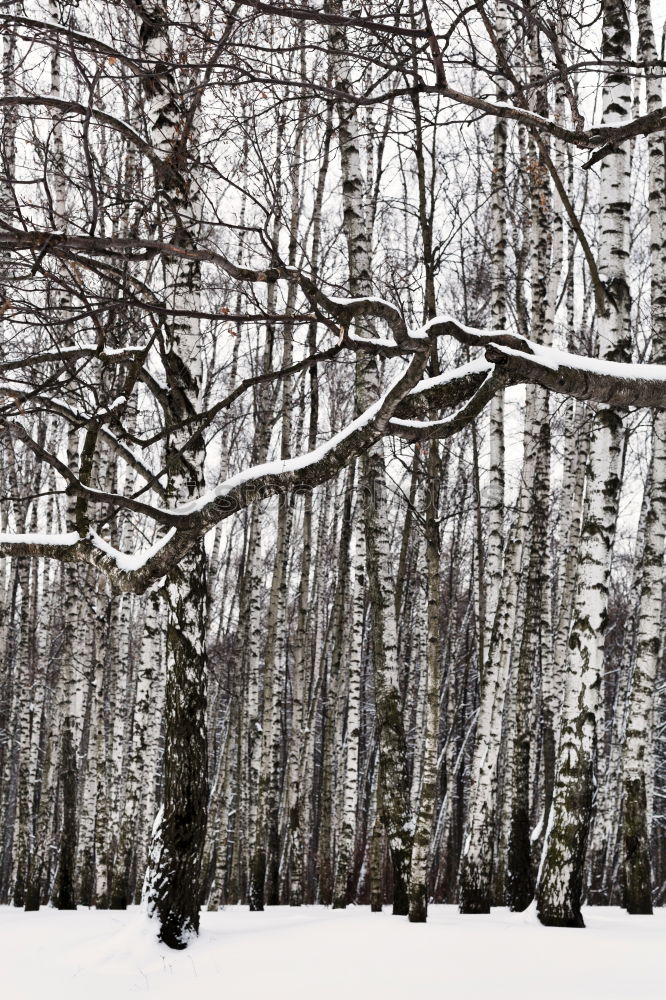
[2,904,662,1000]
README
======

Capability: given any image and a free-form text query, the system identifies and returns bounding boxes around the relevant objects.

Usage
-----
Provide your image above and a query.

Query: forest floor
[1,903,663,1000]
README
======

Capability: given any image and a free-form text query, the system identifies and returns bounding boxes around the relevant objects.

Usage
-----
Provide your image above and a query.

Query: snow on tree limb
[5,320,666,591]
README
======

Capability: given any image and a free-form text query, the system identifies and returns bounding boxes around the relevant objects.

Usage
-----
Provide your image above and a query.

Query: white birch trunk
[140,4,209,949]
[332,1,413,914]
[332,521,364,908]
[536,0,632,927]
[620,0,666,915]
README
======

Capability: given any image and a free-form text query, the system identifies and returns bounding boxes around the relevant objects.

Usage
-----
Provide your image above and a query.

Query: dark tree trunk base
[390,851,410,916]
[537,911,585,928]
[159,917,193,951]
[623,777,653,916]
[23,894,40,913]
[459,901,491,915]
[145,542,209,950]
[626,900,653,915]
[249,849,266,912]
[24,873,41,913]
[78,854,95,908]
[110,852,132,910]
[54,726,78,911]
[408,887,427,923]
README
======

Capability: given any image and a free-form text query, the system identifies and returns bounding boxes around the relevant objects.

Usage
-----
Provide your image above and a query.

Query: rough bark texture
[536,0,632,928]
[620,0,666,916]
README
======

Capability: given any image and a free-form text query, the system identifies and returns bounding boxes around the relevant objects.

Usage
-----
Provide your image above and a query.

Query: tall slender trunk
[459,516,524,912]
[482,0,509,663]
[408,444,442,922]
[317,470,354,904]
[140,3,210,948]
[506,26,553,908]
[331,3,413,913]
[287,101,332,908]
[111,584,162,908]
[620,0,666,915]
[332,519,364,908]
[536,0,632,927]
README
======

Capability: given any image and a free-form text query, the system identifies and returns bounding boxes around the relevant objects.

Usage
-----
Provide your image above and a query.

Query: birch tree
[620,0,666,916]
[3,0,666,946]
[536,0,633,927]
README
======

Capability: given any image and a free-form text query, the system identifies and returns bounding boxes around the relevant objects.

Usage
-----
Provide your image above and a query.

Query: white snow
[88,528,176,572]
[0,530,79,547]
[499,340,666,382]
[0,529,176,575]
[347,332,398,349]
[489,100,554,125]
[419,313,501,340]
[326,294,398,310]
[174,359,417,515]
[347,333,397,350]
[409,357,491,394]
[1,904,663,1000]
[413,315,666,385]
[7,343,144,364]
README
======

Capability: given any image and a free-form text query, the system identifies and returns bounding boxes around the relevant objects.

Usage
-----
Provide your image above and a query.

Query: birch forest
[3,0,666,958]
